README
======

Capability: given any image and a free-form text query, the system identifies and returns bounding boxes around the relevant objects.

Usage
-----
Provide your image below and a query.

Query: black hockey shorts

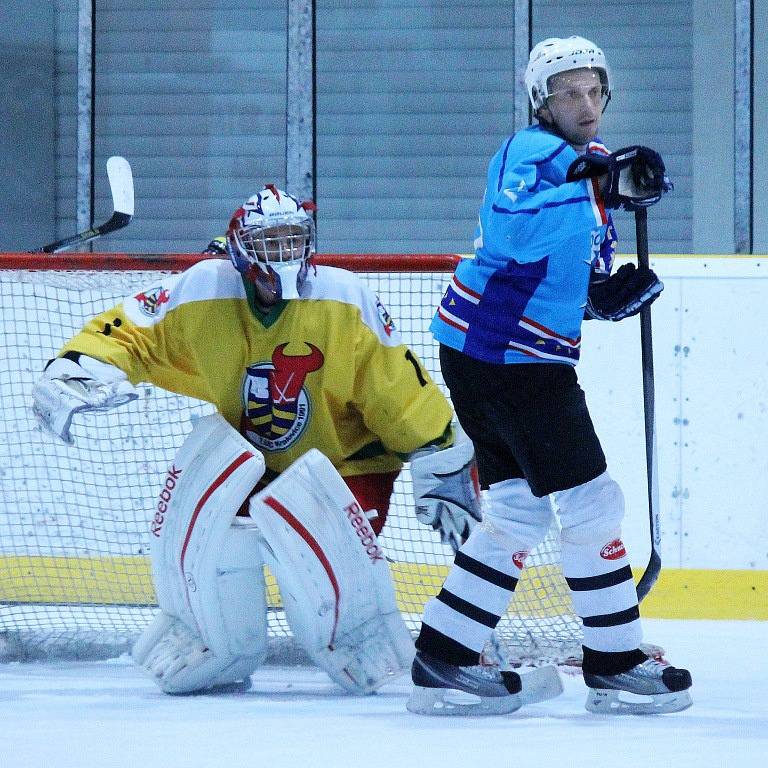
[439,344,607,497]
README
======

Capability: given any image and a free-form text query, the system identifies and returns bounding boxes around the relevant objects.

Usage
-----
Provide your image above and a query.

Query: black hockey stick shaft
[33,157,134,254]
[634,207,662,602]
[36,211,132,254]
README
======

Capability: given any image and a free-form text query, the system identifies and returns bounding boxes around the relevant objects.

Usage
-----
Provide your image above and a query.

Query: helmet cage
[231,214,315,270]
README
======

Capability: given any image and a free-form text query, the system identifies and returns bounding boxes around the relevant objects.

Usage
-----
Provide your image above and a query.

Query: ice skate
[406,651,562,716]
[584,656,692,715]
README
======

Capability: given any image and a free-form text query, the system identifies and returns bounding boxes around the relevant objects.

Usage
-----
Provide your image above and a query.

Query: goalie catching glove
[586,262,663,321]
[567,145,673,211]
[32,353,138,445]
[411,433,482,552]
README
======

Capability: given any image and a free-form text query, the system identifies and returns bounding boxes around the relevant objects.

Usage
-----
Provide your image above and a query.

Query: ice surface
[1,619,765,768]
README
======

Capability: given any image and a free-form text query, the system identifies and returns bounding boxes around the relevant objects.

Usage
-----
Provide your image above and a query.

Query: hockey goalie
[31,185,483,695]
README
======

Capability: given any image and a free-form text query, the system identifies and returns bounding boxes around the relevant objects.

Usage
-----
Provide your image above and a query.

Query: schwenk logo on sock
[600,539,626,560]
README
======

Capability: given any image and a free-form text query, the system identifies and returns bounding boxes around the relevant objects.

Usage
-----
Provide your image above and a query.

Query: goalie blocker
[133,413,413,695]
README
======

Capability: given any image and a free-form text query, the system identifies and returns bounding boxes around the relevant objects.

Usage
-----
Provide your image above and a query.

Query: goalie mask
[525,36,611,113]
[226,185,316,303]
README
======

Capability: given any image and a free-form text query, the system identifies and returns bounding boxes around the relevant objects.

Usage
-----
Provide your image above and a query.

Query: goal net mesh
[0,254,581,664]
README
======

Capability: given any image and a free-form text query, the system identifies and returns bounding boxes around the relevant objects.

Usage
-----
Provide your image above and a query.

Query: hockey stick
[33,156,134,253]
[634,206,661,602]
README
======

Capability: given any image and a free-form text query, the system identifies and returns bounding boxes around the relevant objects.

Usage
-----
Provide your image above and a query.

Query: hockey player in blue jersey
[408,36,693,716]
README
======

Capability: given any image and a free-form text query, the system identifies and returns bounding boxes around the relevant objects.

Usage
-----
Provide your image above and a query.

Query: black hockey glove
[586,262,663,321]
[567,146,673,211]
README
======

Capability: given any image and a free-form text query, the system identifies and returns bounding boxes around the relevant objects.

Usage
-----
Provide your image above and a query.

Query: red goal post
[0,251,580,664]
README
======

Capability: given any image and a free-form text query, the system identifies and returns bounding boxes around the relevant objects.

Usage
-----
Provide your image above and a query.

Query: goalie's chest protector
[65,259,448,478]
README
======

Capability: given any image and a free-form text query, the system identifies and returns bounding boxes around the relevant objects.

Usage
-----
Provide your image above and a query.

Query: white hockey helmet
[525,36,611,111]
[226,184,316,302]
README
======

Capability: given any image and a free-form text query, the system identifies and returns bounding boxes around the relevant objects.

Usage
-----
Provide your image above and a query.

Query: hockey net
[0,252,581,664]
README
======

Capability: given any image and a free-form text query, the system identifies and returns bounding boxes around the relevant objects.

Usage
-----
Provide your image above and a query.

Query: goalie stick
[634,207,661,602]
[33,156,134,253]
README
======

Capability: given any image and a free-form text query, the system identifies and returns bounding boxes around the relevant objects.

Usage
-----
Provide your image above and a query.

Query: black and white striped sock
[416,479,552,665]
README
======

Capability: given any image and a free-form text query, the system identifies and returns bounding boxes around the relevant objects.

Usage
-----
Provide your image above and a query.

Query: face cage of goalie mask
[232,221,316,271]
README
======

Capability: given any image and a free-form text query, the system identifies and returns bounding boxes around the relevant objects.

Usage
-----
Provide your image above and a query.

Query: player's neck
[535,120,590,153]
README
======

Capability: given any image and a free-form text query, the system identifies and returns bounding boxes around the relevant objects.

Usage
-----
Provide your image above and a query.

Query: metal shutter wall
[754,0,767,252]
[533,1,693,254]
[57,1,288,253]
[315,1,516,253]
[54,0,78,246]
[53,2,693,255]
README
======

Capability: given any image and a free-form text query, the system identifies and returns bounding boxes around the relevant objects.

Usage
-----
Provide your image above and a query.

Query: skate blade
[406,685,521,716]
[586,687,693,715]
[519,665,563,705]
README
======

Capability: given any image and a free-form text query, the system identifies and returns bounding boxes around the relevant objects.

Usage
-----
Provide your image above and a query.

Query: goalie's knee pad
[553,470,625,545]
[249,449,414,694]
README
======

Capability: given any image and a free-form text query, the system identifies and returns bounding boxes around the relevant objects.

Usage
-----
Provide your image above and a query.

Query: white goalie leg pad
[133,524,268,694]
[249,449,414,694]
[134,413,268,693]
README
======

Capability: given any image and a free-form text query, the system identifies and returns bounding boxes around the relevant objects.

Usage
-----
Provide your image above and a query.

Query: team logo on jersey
[512,551,529,570]
[241,342,324,451]
[134,286,170,318]
[375,296,396,337]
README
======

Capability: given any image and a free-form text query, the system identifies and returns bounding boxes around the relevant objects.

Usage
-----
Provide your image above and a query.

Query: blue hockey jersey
[431,125,616,365]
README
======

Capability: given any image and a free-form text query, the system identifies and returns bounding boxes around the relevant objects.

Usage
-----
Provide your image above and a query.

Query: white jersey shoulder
[123,258,245,327]
[302,266,402,347]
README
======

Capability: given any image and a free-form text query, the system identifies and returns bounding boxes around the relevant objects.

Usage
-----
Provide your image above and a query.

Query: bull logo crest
[134,286,170,318]
[241,342,324,451]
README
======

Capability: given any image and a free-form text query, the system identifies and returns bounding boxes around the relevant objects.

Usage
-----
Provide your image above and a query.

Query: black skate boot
[584,656,692,714]
[406,650,562,716]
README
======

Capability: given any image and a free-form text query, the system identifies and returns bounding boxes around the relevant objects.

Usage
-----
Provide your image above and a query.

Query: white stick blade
[519,665,563,705]
[106,156,135,216]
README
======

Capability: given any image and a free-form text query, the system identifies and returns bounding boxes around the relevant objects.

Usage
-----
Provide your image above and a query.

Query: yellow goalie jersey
[60,258,452,478]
